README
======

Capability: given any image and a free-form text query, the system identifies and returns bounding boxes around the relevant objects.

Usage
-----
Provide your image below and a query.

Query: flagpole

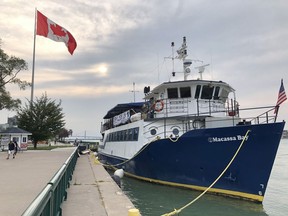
[274,106,279,122]
[30,8,37,105]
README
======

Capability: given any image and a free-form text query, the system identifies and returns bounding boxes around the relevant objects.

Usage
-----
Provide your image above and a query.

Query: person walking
[6,140,16,159]
[13,140,18,157]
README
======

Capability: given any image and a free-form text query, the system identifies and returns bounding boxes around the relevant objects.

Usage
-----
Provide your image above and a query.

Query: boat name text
[208,135,249,143]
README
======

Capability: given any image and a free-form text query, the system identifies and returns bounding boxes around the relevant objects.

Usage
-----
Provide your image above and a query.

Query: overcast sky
[1,0,288,137]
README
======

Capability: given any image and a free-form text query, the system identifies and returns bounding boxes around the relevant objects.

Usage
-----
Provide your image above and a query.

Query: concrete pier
[61,152,136,216]
[0,148,137,216]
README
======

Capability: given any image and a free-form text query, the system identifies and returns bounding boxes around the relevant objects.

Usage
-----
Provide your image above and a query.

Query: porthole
[172,128,179,136]
[150,128,157,135]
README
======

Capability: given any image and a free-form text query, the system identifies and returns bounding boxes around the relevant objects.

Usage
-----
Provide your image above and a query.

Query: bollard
[128,208,140,216]
[94,157,100,164]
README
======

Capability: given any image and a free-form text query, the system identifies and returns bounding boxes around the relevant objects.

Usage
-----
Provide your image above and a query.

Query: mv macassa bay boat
[98,37,285,202]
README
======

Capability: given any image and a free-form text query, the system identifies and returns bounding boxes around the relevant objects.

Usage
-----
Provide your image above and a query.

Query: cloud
[1,0,288,135]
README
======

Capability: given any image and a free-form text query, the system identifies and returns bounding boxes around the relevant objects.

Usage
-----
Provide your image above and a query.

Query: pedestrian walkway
[61,153,136,216]
[0,148,75,216]
[0,148,138,216]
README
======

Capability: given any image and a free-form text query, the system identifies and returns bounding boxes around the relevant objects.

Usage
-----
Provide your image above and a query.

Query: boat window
[201,85,214,99]
[106,127,139,142]
[172,128,179,136]
[109,133,112,141]
[128,129,133,141]
[123,130,128,141]
[119,131,123,141]
[167,88,178,99]
[117,131,121,141]
[220,89,229,101]
[133,127,139,141]
[214,86,220,100]
[180,87,191,98]
[113,132,117,141]
[150,128,157,135]
[195,85,201,99]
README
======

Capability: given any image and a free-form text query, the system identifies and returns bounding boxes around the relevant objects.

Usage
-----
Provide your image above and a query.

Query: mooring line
[161,129,251,216]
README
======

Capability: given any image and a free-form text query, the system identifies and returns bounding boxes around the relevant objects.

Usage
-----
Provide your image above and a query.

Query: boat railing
[142,105,278,140]
[239,106,276,124]
[101,103,278,136]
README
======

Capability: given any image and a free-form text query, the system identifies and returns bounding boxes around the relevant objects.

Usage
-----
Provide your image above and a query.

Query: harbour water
[121,139,288,216]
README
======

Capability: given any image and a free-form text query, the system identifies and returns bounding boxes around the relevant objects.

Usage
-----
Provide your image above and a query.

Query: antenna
[176,36,187,61]
[169,37,206,80]
[176,37,191,80]
[164,42,176,79]
[129,82,139,102]
[171,42,175,76]
[195,64,210,80]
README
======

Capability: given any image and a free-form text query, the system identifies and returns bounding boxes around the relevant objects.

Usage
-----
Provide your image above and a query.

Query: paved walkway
[0,148,138,216]
[0,148,75,216]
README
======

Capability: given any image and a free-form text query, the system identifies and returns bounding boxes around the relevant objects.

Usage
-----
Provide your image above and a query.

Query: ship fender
[114,169,124,178]
[153,100,164,112]
[112,169,124,188]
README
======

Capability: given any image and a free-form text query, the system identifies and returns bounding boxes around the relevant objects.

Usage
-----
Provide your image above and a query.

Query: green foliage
[17,94,65,148]
[0,39,30,110]
[27,145,73,151]
[58,128,70,141]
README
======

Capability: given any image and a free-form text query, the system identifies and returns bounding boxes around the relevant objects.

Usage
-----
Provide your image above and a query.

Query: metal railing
[141,105,278,140]
[21,147,78,216]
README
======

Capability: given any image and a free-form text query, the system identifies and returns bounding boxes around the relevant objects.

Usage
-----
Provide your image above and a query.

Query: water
[121,139,288,216]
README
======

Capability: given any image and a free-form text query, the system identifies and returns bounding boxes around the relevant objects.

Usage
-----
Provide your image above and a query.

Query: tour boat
[98,37,285,202]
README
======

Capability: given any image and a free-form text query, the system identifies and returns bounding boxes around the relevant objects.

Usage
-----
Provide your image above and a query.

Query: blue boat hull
[98,122,285,202]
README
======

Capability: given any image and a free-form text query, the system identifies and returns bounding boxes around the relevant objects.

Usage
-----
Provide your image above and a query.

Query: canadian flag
[36,10,77,55]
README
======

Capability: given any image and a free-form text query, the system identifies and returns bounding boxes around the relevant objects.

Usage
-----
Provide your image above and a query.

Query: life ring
[153,100,164,112]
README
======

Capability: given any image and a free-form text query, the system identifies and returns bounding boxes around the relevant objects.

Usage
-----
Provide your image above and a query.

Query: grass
[27,144,74,150]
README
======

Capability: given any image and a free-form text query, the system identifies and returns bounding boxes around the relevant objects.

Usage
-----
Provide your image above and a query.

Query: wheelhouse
[144,80,236,118]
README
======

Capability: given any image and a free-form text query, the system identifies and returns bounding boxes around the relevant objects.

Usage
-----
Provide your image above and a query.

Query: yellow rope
[161,129,251,216]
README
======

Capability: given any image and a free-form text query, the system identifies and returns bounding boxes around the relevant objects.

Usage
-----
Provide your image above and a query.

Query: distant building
[0,115,18,131]
[0,127,32,151]
[8,116,18,127]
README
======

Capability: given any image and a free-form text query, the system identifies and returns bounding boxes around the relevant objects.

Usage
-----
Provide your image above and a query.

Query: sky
[1,0,288,137]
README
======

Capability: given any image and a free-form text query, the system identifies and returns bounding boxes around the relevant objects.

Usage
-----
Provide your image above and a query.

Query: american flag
[275,79,287,113]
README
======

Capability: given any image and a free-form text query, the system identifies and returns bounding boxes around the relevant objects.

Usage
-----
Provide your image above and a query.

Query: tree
[58,128,70,141]
[68,129,73,136]
[0,39,30,110]
[17,94,65,149]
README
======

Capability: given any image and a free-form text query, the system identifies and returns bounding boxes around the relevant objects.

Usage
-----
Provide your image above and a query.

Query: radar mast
[175,37,192,80]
